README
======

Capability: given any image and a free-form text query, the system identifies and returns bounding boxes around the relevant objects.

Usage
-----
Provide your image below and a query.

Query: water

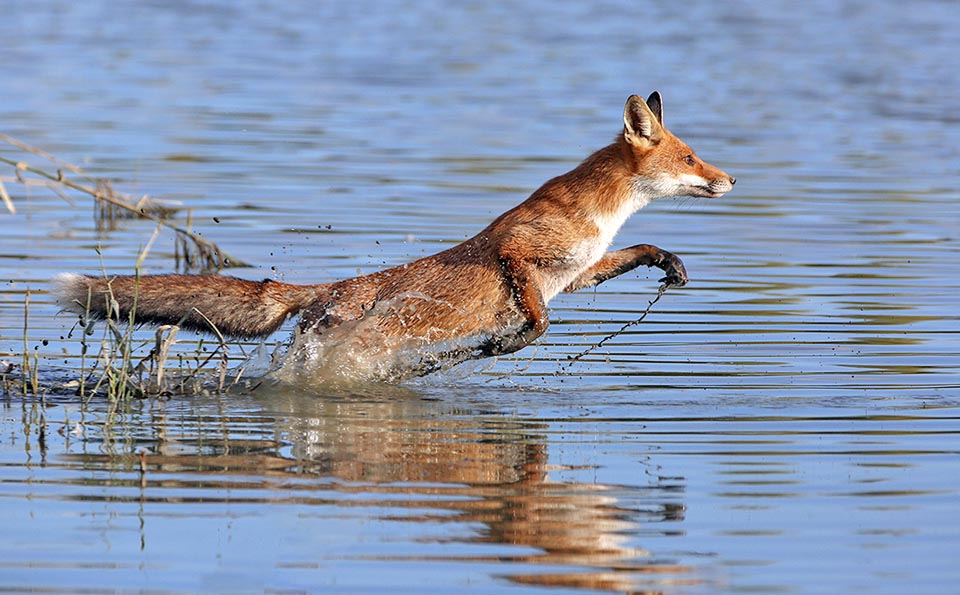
[1,0,959,593]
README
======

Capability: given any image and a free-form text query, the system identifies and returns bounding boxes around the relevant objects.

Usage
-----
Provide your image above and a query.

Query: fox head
[621,92,735,200]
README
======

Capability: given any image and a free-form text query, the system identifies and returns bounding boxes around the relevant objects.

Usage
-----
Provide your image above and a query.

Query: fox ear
[623,94,664,145]
[646,91,663,125]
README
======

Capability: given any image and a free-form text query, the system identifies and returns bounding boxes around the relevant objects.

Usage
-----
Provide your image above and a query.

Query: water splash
[266,293,523,387]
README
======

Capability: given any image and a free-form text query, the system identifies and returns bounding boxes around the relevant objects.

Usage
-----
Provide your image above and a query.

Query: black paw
[477,318,547,357]
[657,253,688,287]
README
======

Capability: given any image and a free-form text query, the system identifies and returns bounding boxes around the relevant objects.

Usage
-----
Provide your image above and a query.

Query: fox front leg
[563,244,689,292]
[477,256,550,357]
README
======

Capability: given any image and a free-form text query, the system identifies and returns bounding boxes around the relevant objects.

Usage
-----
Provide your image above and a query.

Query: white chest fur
[539,192,650,302]
[538,237,607,301]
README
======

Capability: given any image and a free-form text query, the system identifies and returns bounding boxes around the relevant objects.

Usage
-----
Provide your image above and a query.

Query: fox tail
[52,273,324,338]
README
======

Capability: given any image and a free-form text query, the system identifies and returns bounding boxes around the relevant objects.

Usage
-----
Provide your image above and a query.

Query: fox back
[54,92,734,383]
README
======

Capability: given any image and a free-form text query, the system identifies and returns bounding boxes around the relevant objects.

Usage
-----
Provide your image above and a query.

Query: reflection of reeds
[0,132,248,273]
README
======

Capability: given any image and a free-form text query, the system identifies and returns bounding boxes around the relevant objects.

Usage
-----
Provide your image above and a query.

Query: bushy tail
[52,273,325,338]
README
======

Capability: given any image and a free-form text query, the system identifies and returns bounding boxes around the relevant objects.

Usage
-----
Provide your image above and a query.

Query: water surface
[1,1,958,593]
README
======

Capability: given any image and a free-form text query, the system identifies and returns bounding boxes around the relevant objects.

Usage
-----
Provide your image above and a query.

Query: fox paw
[657,253,688,287]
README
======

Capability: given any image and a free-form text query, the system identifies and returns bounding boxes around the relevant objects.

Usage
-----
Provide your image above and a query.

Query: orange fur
[54,93,735,376]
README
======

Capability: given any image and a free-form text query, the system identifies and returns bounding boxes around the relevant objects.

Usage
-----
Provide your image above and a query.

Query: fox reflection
[69,395,693,592]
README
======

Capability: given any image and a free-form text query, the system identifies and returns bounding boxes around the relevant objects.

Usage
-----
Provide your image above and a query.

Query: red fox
[54,92,734,381]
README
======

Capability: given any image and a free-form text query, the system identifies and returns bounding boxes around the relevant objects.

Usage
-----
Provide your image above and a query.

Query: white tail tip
[51,273,91,311]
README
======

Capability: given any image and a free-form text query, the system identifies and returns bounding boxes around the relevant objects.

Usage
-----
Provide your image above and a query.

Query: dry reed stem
[1,135,262,398]
[0,133,250,272]
[0,132,84,174]
[22,290,30,395]
[0,178,14,213]
[151,325,179,391]
[182,308,231,392]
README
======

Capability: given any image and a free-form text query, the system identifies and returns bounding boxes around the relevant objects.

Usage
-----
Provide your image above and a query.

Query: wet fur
[54,93,734,378]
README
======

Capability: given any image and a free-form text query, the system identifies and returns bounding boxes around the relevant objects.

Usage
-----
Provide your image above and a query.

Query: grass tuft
[2,134,261,401]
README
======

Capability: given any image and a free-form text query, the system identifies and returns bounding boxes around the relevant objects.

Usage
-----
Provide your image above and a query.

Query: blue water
[1,1,959,593]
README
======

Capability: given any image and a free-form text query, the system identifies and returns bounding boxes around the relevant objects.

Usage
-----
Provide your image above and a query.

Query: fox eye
[683,155,696,166]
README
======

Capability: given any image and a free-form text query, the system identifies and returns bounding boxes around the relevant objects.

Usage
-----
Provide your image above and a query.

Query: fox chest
[534,203,638,302]
[537,235,609,302]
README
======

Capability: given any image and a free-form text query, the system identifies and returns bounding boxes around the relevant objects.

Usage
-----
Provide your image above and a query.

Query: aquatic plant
[1,134,257,400]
